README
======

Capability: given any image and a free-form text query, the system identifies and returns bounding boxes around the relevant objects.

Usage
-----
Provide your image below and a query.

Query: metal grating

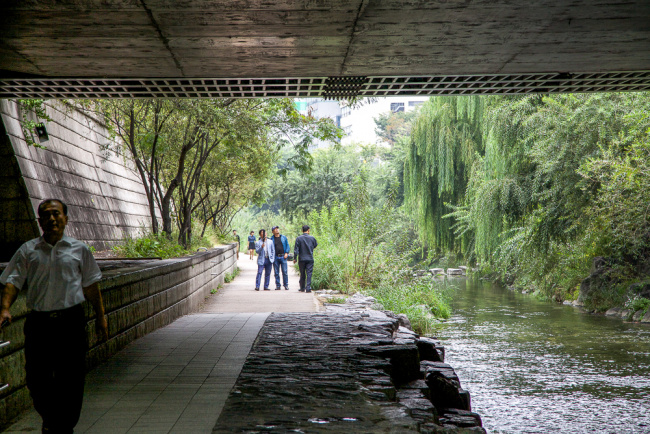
[1,71,649,99]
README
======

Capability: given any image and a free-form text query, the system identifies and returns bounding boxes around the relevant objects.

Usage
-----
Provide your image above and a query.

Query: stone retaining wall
[215,308,484,433]
[0,99,156,261]
[0,244,237,427]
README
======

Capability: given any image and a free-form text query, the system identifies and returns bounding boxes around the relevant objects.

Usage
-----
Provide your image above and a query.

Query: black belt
[31,304,83,319]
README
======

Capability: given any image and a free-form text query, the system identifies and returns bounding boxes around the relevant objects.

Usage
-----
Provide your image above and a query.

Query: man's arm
[293,239,299,264]
[82,283,108,341]
[0,284,18,325]
[255,239,264,254]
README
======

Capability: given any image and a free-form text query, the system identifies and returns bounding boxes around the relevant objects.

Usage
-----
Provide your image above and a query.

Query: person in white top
[0,199,108,434]
[254,229,275,291]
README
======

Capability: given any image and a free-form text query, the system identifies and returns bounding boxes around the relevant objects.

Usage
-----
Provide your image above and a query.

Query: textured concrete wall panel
[0,99,157,256]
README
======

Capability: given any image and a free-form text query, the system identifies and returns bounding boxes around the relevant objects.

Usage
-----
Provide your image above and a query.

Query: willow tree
[404,96,485,256]
[449,96,537,263]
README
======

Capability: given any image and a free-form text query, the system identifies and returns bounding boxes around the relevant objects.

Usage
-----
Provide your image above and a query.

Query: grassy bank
[304,178,451,335]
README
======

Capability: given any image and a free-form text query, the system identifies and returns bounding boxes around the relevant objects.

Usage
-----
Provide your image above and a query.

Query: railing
[0,321,9,392]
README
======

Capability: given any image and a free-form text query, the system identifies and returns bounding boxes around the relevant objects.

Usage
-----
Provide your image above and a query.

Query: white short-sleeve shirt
[0,235,102,311]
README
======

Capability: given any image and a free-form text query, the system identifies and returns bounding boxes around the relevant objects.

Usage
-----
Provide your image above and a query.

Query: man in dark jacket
[293,225,318,293]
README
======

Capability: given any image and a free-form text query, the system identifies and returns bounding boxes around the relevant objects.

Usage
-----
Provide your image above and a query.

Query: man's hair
[38,199,68,217]
[302,225,310,232]
[259,229,266,236]
[250,231,254,234]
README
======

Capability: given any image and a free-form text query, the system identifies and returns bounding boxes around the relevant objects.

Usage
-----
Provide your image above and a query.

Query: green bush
[302,174,452,334]
[327,297,347,304]
[308,242,351,292]
[113,232,212,259]
[368,274,451,335]
[224,267,240,283]
[628,296,650,315]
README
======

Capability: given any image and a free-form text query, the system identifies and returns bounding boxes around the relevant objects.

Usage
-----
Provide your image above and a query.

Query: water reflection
[433,277,650,434]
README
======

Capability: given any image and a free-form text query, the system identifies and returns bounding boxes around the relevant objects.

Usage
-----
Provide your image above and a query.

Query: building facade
[295,97,429,149]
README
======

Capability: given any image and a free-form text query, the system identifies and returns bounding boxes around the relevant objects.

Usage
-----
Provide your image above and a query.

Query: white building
[294,96,429,150]
[294,98,342,150]
[340,97,428,146]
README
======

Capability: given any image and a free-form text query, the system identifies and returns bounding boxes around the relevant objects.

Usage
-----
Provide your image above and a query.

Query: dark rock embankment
[576,256,650,323]
[213,309,484,433]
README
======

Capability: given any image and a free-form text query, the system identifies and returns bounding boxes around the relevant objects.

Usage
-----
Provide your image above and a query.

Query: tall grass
[304,174,452,335]
[369,278,451,335]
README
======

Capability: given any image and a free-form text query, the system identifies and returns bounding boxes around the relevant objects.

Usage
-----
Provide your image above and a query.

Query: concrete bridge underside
[1,0,650,98]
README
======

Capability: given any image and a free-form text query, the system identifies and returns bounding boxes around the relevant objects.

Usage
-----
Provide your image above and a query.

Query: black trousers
[24,304,87,433]
[298,260,314,291]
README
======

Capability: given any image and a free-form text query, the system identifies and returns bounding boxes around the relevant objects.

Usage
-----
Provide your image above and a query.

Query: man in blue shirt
[293,225,318,293]
[271,226,290,290]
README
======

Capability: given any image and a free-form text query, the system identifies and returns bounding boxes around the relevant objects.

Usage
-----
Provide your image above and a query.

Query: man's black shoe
[275,287,281,290]
[284,286,289,291]
[255,288,259,291]
[298,289,305,292]
[305,290,311,293]
[263,288,270,291]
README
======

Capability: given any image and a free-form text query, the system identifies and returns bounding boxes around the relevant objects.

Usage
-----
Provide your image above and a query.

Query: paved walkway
[201,254,318,313]
[5,257,316,433]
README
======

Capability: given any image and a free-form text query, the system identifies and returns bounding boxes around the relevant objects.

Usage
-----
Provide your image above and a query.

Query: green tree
[374,109,418,146]
[404,96,484,256]
[406,92,650,305]
[90,98,340,247]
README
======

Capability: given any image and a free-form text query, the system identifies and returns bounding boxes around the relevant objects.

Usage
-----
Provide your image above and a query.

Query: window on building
[408,101,424,107]
[390,102,404,113]
[341,106,351,117]
[343,125,352,135]
[335,115,341,127]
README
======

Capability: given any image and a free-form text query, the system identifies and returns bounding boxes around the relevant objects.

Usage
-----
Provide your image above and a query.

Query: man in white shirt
[0,199,108,434]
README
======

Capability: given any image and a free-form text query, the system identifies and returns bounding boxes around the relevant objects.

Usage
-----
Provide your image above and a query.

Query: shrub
[300,173,452,333]
[368,273,451,335]
[224,267,240,283]
[113,232,212,259]
[628,296,650,315]
[327,297,347,304]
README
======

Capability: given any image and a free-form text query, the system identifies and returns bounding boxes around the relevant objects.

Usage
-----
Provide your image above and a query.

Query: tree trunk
[178,206,192,248]
[161,190,175,237]
[148,193,159,234]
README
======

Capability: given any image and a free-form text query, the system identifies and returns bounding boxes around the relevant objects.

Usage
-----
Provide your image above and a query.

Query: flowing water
[433,277,650,434]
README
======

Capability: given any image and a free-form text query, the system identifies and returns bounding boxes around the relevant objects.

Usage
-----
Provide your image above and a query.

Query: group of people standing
[239,225,317,293]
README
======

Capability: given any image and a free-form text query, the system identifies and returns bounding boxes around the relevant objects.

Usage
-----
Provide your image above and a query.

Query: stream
[433,277,650,433]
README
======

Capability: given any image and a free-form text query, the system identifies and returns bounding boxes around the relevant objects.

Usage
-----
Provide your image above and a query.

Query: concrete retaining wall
[0,99,156,261]
[0,244,237,427]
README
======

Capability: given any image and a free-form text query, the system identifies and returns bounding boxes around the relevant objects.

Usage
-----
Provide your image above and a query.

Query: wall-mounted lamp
[35,123,49,142]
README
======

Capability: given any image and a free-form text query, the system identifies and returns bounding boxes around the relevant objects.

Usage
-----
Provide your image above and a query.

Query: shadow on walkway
[5,257,317,433]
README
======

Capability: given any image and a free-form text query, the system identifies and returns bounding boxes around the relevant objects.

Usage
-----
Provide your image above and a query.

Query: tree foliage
[86,98,339,247]
[405,92,650,305]
[404,96,484,255]
[374,109,418,146]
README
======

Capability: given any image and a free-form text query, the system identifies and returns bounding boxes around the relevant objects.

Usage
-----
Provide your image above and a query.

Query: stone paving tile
[213,312,485,433]
[200,256,317,314]
[4,312,269,434]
